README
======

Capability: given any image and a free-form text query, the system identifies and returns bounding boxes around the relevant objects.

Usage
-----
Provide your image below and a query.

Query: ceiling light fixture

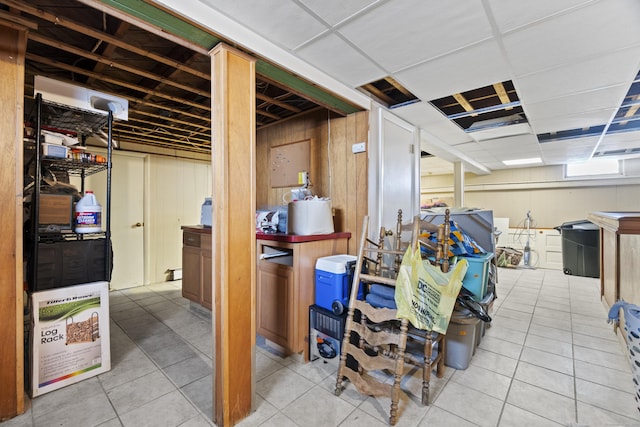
[502,157,542,166]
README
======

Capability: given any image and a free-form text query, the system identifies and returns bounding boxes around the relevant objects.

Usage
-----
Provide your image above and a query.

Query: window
[565,158,622,178]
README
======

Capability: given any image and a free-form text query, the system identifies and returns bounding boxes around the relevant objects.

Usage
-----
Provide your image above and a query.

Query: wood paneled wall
[256,110,368,254]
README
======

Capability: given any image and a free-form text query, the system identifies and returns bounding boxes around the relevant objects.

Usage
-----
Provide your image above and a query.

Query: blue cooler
[461,252,494,301]
[315,254,359,315]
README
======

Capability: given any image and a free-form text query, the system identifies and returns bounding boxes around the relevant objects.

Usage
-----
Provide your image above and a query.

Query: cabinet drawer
[259,244,294,266]
[184,232,201,247]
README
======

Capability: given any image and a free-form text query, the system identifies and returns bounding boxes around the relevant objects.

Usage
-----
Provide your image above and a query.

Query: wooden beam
[256,108,282,121]
[0,22,26,421]
[385,76,414,98]
[493,82,513,110]
[0,10,37,30]
[0,0,209,80]
[361,83,395,106]
[453,93,475,113]
[255,92,301,113]
[25,53,210,112]
[28,32,210,98]
[210,43,255,427]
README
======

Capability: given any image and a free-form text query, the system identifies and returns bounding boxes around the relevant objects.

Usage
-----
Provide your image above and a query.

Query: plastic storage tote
[461,252,493,301]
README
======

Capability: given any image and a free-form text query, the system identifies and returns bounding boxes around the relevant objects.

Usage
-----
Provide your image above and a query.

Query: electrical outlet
[352,142,366,153]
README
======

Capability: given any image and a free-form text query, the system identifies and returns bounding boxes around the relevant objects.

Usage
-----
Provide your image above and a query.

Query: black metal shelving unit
[27,93,113,291]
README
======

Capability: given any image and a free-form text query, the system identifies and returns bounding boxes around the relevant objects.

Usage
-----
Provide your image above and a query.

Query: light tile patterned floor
[4,267,639,426]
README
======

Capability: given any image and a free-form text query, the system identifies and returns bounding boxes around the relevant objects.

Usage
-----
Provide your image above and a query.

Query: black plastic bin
[555,220,600,278]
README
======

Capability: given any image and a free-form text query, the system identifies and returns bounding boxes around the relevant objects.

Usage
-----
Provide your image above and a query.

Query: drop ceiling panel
[338,0,493,71]
[420,123,474,147]
[502,0,640,77]
[487,0,594,33]
[539,136,599,162]
[298,0,379,26]
[295,33,385,87]
[599,131,640,150]
[477,133,541,155]
[530,109,617,134]
[515,48,640,105]
[525,87,626,128]
[199,0,327,50]
[395,39,510,101]
[389,102,437,127]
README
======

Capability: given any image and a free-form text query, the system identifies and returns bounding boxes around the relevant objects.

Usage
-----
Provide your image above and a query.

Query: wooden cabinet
[588,212,640,308]
[257,260,293,348]
[256,233,349,360]
[182,227,212,310]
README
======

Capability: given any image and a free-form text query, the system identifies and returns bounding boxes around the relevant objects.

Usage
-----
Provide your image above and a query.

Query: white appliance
[34,75,128,120]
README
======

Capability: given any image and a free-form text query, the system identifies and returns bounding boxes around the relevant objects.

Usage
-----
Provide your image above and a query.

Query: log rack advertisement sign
[31,281,111,397]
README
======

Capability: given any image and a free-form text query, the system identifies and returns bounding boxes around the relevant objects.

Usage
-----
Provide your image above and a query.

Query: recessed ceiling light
[502,157,542,166]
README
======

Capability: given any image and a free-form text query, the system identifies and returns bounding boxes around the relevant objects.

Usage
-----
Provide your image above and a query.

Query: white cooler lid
[315,254,357,274]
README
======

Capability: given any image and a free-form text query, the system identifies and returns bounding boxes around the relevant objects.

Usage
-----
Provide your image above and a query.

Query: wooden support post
[0,20,27,420]
[210,43,256,426]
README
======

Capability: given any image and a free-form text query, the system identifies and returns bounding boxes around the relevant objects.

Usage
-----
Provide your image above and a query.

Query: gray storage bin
[445,312,480,370]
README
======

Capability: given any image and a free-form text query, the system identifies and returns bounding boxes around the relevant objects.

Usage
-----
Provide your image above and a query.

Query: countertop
[587,212,640,234]
[182,225,351,242]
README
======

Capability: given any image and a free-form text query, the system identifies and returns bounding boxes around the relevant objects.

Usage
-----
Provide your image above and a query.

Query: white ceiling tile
[487,0,594,33]
[598,131,640,150]
[199,0,327,50]
[502,0,640,76]
[338,0,492,71]
[539,137,598,163]
[395,39,510,101]
[421,123,472,146]
[515,47,640,104]
[477,133,541,151]
[390,102,434,126]
[525,86,626,128]
[295,33,385,86]
[529,109,617,134]
[298,0,379,26]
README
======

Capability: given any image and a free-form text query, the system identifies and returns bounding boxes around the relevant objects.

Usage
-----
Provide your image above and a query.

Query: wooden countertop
[182,225,351,242]
[587,212,640,234]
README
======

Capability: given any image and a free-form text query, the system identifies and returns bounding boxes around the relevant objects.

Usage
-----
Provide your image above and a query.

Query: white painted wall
[146,155,211,284]
[421,159,640,229]
[74,149,211,287]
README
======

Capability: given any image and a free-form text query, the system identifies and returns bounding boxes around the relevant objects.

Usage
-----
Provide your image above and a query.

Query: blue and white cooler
[315,254,359,315]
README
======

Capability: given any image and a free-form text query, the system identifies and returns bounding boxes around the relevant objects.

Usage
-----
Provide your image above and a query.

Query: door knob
[135,222,144,227]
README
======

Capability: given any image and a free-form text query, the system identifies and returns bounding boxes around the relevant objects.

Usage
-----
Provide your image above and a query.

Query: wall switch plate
[352,142,366,153]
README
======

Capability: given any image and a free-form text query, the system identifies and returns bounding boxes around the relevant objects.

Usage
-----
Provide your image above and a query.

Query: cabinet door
[201,249,213,310]
[257,260,293,350]
[182,245,201,302]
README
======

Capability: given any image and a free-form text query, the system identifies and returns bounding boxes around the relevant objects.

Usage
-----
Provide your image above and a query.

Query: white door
[82,152,145,290]
[369,106,419,236]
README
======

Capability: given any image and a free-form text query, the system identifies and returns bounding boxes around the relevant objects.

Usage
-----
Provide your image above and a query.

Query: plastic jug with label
[75,190,102,233]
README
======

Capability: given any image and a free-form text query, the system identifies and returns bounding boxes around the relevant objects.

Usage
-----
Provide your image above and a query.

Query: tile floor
[4,267,640,426]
